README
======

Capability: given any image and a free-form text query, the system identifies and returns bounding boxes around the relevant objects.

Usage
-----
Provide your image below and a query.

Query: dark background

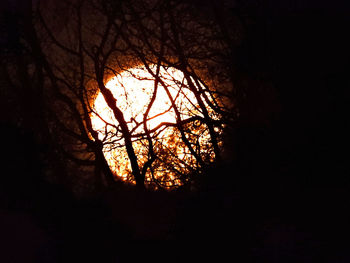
[1,0,350,262]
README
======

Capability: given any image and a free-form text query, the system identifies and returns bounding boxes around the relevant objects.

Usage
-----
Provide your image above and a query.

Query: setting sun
[91,65,221,188]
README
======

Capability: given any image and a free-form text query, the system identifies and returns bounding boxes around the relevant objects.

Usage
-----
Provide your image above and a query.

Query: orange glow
[91,65,221,188]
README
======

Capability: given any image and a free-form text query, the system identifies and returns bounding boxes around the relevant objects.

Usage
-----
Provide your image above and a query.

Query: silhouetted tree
[2,0,242,191]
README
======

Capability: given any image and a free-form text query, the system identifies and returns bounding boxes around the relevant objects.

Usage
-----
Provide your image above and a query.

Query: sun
[90,65,221,188]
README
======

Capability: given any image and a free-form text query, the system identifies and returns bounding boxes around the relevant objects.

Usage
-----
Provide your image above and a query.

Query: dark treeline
[1,0,350,262]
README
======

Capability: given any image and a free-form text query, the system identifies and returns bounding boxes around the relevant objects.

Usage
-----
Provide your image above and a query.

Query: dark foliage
[1,0,350,262]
